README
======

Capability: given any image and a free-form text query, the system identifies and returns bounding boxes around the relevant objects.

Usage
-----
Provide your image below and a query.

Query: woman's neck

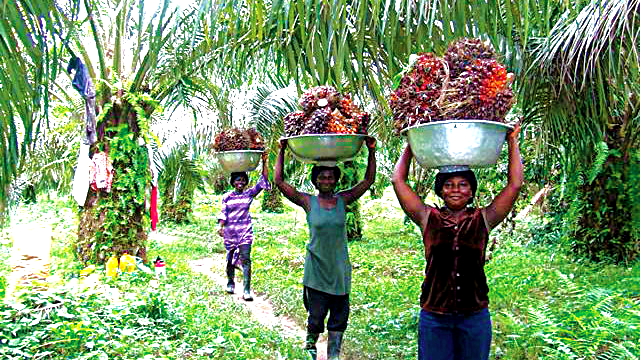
[317,191,335,199]
[444,205,467,214]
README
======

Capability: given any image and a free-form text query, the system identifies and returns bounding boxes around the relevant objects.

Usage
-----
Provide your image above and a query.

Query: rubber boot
[226,265,235,294]
[242,264,253,301]
[304,332,319,360]
[328,331,344,360]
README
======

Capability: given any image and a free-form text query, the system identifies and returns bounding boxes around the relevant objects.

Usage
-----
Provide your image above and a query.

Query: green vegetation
[1,195,307,359]
[4,189,637,359]
[1,1,639,358]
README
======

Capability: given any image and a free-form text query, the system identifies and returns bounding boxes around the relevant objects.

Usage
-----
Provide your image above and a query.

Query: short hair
[229,172,249,186]
[310,166,341,188]
[434,170,477,200]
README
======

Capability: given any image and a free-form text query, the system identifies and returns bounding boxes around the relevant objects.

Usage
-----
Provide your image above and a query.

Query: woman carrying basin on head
[274,136,376,360]
[392,125,523,360]
[217,151,270,301]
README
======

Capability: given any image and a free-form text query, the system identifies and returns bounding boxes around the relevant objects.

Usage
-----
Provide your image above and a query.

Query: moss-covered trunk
[261,187,284,213]
[160,182,194,224]
[75,93,154,265]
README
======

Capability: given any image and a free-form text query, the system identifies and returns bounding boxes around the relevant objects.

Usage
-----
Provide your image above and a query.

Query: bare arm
[391,145,431,230]
[484,124,524,229]
[261,151,269,179]
[218,219,225,237]
[339,137,377,206]
[274,139,310,211]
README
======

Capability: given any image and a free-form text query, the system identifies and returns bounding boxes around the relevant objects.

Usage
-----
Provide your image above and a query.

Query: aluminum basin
[214,150,263,172]
[402,120,513,168]
[283,134,366,166]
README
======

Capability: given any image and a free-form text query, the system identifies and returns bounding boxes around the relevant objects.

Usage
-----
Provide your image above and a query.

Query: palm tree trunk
[262,187,284,213]
[75,98,152,265]
[340,161,363,241]
[572,144,640,263]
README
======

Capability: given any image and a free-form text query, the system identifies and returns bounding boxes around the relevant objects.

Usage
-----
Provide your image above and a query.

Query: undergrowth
[1,189,638,359]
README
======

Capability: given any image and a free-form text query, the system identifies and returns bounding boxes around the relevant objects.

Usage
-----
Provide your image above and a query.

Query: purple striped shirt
[218,174,271,248]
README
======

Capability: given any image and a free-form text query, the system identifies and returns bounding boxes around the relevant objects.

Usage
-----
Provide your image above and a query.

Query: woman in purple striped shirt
[218,152,270,301]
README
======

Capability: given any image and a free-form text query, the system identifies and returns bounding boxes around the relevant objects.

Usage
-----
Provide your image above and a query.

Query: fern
[528,285,640,360]
[628,149,640,241]
[587,141,609,184]
[596,340,639,360]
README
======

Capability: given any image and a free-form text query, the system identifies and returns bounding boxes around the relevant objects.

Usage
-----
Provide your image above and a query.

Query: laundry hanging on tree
[89,152,113,192]
[66,56,97,145]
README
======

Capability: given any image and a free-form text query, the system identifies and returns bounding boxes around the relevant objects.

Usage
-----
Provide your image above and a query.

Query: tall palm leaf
[156,130,208,223]
[246,78,298,212]
[519,0,640,262]
[0,0,73,220]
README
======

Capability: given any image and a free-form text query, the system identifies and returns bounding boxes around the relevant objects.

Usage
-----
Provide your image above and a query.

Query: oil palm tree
[519,0,640,262]
[213,0,639,261]
[156,127,211,224]
[2,0,242,262]
[5,0,638,261]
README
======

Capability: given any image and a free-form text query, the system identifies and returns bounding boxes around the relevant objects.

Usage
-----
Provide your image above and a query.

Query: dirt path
[150,232,328,360]
[6,223,52,299]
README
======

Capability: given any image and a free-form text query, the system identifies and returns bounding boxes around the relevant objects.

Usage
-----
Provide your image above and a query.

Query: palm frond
[247,83,298,143]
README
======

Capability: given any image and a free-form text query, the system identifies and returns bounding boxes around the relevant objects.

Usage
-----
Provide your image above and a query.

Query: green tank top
[303,196,351,295]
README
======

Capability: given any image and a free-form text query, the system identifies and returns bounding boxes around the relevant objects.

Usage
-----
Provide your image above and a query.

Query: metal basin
[282,134,366,166]
[214,150,263,172]
[402,120,513,168]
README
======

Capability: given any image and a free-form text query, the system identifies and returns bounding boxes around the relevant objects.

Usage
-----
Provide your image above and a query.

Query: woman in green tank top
[275,137,376,360]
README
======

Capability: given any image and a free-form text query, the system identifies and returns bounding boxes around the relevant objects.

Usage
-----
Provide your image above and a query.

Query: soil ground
[6,223,52,299]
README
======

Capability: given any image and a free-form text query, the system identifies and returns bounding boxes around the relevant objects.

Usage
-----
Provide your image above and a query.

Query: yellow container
[119,253,136,273]
[106,256,119,278]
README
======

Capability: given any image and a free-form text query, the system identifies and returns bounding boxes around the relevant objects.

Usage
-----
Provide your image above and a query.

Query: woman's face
[233,177,247,192]
[442,176,473,210]
[316,170,337,193]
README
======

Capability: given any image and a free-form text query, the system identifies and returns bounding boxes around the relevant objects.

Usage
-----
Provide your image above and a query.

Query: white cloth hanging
[72,143,90,206]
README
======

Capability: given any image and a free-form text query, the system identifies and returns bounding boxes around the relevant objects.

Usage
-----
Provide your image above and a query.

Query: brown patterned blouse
[420,207,490,314]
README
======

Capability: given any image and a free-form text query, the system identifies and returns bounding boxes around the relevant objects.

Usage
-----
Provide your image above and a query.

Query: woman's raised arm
[484,124,524,229]
[274,139,309,211]
[392,145,430,230]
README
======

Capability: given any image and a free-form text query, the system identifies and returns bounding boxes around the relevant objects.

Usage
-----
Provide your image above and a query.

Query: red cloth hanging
[89,152,113,192]
[150,185,158,231]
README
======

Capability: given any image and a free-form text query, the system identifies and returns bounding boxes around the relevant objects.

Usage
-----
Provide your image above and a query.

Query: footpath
[149,232,329,360]
[6,223,52,299]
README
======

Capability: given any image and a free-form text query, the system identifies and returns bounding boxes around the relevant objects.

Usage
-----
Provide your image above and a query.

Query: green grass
[1,188,639,359]
[193,187,640,359]
[0,194,308,359]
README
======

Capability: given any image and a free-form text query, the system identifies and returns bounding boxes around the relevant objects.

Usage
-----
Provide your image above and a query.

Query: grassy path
[152,230,328,359]
[190,255,329,360]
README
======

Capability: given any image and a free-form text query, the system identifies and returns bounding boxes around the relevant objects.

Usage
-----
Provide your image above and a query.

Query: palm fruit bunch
[389,53,449,133]
[444,38,496,78]
[284,86,370,136]
[440,38,515,122]
[212,127,265,152]
[283,111,306,137]
[244,127,265,149]
[389,38,515,133]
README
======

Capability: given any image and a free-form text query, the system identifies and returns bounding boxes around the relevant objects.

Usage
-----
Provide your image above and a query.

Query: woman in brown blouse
[391,125,523,360]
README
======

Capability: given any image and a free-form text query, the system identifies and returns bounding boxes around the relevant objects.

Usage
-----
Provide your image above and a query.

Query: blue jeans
[418,308,491,360]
